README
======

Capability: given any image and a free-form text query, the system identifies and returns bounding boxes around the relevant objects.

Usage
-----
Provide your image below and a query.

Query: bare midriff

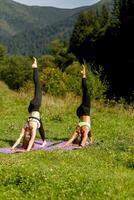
[80,115,90,123]
[30,111,40,119]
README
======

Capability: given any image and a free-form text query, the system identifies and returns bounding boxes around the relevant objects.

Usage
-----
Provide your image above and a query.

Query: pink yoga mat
[0,140,87,154]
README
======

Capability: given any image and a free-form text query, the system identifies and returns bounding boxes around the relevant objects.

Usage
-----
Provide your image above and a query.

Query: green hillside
[0,0,86,35]
[0,81,133,199]
[7,13,78,55]
[0,0,112,55]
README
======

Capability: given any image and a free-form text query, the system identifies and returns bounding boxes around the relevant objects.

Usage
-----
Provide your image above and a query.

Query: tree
[0,44,8,64]
[50,39,76,71]
[69,0,134,102]
[1,56,32,90]
[110,0,134,101]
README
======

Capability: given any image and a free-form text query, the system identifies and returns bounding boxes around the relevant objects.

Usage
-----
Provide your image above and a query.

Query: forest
[0,0,133,103]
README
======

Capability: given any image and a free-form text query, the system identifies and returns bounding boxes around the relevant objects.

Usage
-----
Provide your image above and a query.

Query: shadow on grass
[45,137,68,141]
[126,159,134,169]
[0,138,14,146]
[0,137,68,147]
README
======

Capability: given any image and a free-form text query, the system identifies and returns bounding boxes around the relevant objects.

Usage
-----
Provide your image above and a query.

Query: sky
[13,0,101,9]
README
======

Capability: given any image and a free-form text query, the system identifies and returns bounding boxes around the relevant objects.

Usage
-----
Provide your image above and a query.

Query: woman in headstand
[64,64,93,147]
[11,57,46,151]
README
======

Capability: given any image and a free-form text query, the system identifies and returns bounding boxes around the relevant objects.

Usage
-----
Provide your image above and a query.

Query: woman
[11,57,46,151]
[64,65,93,147]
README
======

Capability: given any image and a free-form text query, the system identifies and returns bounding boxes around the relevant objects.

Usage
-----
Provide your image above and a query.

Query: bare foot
[32,57,37,68]
[40,140,47,148]
[81,64,86,78]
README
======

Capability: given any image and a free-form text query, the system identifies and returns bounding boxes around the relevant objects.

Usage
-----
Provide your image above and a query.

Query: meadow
[0,81,133,200]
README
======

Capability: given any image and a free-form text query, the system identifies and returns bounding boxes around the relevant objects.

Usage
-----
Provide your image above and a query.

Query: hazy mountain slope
[0,0,112,55]
[0,0,91,36]
[7,12,80,55]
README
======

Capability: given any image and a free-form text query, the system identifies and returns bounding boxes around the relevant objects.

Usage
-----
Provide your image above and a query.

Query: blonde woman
[11,58,46,151]
[64,65,93,147]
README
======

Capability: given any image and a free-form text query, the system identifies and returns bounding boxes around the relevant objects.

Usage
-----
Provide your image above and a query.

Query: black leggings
[28,68,41,112]
[28,68,45,141]
[76,78,91,118]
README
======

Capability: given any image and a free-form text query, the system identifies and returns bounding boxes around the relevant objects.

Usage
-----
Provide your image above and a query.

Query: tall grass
[0,81,133,200]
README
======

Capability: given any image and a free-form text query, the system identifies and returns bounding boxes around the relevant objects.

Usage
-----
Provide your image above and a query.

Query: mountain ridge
[0,0,108,55]
[0,0,94,36]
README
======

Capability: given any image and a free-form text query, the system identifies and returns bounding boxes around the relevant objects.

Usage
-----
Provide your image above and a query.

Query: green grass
[0,81,133,200]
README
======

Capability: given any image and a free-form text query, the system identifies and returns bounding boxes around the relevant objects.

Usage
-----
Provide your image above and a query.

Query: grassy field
[0,81,133,200]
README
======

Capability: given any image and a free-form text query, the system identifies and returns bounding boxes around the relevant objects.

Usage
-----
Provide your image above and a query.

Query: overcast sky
[13,0,101,8]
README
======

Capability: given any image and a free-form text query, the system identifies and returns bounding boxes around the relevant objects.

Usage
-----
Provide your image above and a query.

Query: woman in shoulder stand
[64,64,93,147]
[11,57,46,151]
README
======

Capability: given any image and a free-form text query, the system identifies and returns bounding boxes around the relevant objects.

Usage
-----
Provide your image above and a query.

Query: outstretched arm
[64,131,78,147]
[11,128,25,149]
[80,127,89,147]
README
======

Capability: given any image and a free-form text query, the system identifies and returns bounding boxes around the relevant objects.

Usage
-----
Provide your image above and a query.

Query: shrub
[40,67,68,96]
[86,69,107,99]
[66,62,107,99]
[0,54,107,99]
[38,55,57,70]
[1,56,32,90]
[65,61,81,76]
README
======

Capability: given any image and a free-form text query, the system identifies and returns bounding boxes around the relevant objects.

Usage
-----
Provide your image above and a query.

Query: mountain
[0,0,111,55]
[0,0,88,35]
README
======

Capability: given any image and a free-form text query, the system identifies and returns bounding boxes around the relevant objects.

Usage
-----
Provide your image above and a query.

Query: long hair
[73,126,82,145]
[21,125,34,149]
[73,126,92,145]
